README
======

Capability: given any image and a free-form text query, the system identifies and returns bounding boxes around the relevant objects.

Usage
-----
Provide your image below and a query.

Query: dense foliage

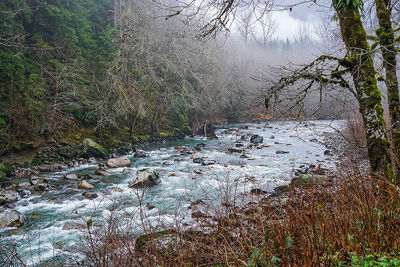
[0,0,116,152]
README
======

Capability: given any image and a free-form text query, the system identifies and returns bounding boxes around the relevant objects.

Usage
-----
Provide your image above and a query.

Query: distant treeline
[0,0,343,154]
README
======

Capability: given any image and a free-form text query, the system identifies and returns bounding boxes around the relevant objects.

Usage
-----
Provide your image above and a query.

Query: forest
[0,0,399,266]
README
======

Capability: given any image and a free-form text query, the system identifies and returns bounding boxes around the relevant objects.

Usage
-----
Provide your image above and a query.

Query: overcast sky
[269,3,325,40]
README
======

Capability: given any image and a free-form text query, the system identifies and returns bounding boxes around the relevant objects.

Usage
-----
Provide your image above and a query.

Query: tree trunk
[375,0,400,166]
[333,0,395,181]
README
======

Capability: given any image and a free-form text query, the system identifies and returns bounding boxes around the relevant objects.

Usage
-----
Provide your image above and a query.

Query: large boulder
[0,190,20,205]
[250,135,263,144]
[81,138,107,158]
[0,210,25,228]
[129,169,160,188]
[106,157,131,168]
[78,180,95,190]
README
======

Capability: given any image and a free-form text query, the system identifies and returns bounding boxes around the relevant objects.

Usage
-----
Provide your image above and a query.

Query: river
[0,120,344,265]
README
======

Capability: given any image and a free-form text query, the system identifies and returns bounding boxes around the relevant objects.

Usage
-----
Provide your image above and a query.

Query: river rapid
[0,120,344,265]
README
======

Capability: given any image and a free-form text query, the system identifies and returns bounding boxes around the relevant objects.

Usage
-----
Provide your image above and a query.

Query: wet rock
[270,135,275,139]
[34,182,50,191]
[62,221,85,230]
[250,135,263,144]
[134,151,147,158]
[36,164,68,173]
[110,187,123,193]
[162,161,174,166]
[276,150,289,154]
[227,159,246,166]
[81,138,107,158]
[30,176,47,186]
[194,169,202,174]
[190,152,207,160]
[18,189,32,198]
[235,143,244,147]
[240,154,249,159]
[324,150,331,155]
[146,203,155,210]
[106,157,131,168]
[94,168,114,176]
[310,138,318,142]
[227,148,243,153]
[88,157,98,164]
[0,210,25,228]
[63,173,79,180]
[174,146,186,150]
[196,143,206,148]
[82,192,98,200]
[0,190,20,205]
[129,169,160,188]
[193,146,202,152]
[202,160,216,166]
[122,168,133,173]
[193,158,203,164]
[78,180,95,190]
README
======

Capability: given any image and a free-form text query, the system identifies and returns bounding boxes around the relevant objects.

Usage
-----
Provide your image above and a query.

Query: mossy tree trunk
[375,0,400,167]
[333,0,395,181]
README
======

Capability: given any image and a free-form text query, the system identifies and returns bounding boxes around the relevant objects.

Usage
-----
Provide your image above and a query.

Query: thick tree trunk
[375,0,400,166]
[333,1,395,181]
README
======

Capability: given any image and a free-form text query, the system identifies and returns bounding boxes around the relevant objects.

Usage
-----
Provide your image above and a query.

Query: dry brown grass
[74,168,400,267]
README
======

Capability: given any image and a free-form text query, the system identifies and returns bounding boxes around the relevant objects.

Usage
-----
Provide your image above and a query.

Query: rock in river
[250,135,263,144]
[106,157,131,168]
[202,160,216,166]
[34,182,50,191]
[30,176,47,186]
[110,187,123,193]
[78,180,95,190]
[81,138,107,158]
[82,192,98,200]
[134,151,147,158]
[0,190,20,205]
[276,150,289,154]
[0,210,25,228]
[129,169,160,188]
[94,168,114,176]
[190,152,207,160]
[63,173,79,180]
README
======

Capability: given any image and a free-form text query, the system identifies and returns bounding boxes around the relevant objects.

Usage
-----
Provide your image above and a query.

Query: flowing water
[0,120,344,265]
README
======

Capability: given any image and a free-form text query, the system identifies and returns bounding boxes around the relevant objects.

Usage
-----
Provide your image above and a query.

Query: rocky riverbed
[0,120,344,265]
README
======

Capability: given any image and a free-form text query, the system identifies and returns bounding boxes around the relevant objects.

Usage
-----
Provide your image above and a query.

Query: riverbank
[0,127,192,183]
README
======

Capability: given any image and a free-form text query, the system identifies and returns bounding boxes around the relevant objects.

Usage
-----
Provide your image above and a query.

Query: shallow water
[0,120,343,265]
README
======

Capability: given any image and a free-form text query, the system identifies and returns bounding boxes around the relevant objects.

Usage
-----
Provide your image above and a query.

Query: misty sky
[270,3,324,40]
